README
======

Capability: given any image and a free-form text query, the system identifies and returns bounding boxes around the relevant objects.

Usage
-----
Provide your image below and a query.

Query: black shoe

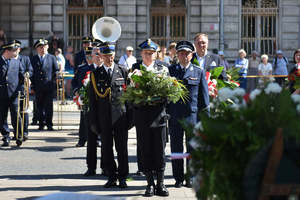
[22,136,28,142]
[104,178,117,188]
[2,137,10,147]
[145,185,155,197]
[38,125,44,131]
[175,181,183,188]
[119,179,128,188]
[47,126,54,131]
[101,170,109,177]
[136,170,144,176]
[83,169,96,177]
[185,179,192,188]
[75,142,85,147]
[31,121,37,125]
[156,184,169,196]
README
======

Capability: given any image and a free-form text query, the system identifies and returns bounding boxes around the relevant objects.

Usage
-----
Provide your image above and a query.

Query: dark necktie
[107,68,112,77]
[40,56,44,64]
[6,59,10,66]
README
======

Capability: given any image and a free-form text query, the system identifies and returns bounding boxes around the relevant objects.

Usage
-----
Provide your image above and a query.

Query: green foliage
[120,66,188,106]
[79,81,90,105]
[190,87,300,200]
[210,66,224,80]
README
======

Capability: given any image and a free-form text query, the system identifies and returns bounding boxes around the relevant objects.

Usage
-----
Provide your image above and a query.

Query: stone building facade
[0,0,300,61]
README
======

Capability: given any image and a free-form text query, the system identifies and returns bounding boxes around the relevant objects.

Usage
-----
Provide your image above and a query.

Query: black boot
[156,171,169,196]
[144,171,155,197]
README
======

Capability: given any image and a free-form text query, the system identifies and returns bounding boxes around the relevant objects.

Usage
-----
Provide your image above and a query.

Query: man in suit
[0,41,25,146]
[74,36,92,74]
[13,40,33,141]
[31,39,59,131]
[168,40,210,188]
[192,33,227,80]
[88,42,129,188]
[132,39,170,197]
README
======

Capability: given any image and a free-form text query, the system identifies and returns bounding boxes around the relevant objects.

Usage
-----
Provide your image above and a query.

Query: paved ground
[0,101,197,200]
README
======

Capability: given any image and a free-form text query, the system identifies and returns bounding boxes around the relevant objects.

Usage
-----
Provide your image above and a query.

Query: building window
[150,0,186,46]
[67,0,103,51]
[241,0,278,56]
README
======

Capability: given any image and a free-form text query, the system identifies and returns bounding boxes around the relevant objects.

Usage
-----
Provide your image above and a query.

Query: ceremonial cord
[91,72,111,99]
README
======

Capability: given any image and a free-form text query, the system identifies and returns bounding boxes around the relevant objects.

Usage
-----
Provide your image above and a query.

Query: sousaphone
[92,16,121,42]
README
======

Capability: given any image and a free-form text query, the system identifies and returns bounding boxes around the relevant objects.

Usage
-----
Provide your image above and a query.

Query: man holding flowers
[168,40,209,188]
[131,39,170,197]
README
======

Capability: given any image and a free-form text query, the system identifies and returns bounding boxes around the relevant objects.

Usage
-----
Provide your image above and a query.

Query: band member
[31,39,59,131]
[168,41,210,188]
[13,40,33,141]
[72,47,94,147]
[74,36,92,73]
[0,41,25,146]
[83,47,105,176]
[131,39,169,197]
[192,33,227,80]
[89,42,129,188]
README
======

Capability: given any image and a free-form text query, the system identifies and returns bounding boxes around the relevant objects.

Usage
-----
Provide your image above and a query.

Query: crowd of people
[1,26,300,197]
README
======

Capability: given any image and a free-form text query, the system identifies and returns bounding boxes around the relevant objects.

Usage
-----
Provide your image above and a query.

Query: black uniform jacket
[0,57,25,99]
[89,63,129,134]
[31,53,59,92]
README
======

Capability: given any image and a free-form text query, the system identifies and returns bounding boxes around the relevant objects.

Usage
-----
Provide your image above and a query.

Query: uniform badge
[190,66,194,71]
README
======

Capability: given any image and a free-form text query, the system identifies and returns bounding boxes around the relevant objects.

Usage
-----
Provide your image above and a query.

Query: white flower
[218,88,234,102]
[194,121,204,132]
[264,82,282,94]
[291,94,300,104]
[229,103,240,111]
[297,104,300,114]
[189,138,200,149]
[250,89,261,100]
[233,87,245,97]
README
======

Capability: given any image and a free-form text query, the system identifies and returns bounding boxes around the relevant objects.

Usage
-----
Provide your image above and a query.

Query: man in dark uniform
[31,39,59,131]
[88,42,129,188]
[83,47,106,177]
[131,39,170,197]
[13,40,33,141]
[192,33,227,80]
[0,41,25,146]
[74,36,92,74]
[72,47,94,147]
[168,41,210,188]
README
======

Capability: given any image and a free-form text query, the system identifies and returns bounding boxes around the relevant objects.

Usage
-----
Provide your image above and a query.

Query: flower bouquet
[189,83,300,200]
[288,64,300,89]
[73,71,90,109]
[120,65,188,106]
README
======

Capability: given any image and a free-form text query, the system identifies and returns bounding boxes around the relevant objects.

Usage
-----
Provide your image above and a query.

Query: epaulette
[193,63,204,70]
[78,63,86,68]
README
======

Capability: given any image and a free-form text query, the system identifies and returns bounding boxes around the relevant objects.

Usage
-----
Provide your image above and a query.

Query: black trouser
[169,118,192,182]
[136,127,143,172]
[134,105,167,173]
[275,77,285,87]
[136,125,166,172]
[31,99,38,123]
[86,131,104,170]
[0,97,22,139]
[101,117,128,180]
[78,109,88,144]
[36,89,54,127]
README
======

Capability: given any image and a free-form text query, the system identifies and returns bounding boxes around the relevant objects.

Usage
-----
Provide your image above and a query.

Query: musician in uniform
[168,41,210,188]
[0,41,25,146]
[131,39,169,197]
[74,36,92,74]
[72,47,94,147]
[192,33,227,80]
[13,40,33,141]
[31,39,59,131]
[88,42,129,188]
